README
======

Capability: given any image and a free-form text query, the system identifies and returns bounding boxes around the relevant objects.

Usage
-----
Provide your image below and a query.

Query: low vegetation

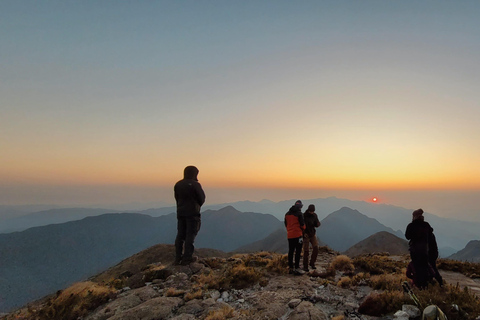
[6,282,115,320]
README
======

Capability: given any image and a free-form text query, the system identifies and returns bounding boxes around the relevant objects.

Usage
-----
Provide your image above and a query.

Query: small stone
[288,299,302,308]
[394,310,409,320]
[402,304,421,318]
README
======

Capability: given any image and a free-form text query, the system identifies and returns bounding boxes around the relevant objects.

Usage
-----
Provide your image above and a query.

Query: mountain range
[2,197,478,254]
[1,202,479,313]
[0,206,280,312]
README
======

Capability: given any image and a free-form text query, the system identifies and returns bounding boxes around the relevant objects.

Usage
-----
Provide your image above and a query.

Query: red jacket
[284,206,305,239]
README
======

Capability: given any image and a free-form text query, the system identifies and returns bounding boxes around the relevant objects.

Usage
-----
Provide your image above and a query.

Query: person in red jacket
[284,200,306,275]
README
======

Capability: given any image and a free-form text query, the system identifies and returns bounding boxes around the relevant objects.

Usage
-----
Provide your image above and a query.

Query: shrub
[358,291,408,316]
[195,271,222,290]
[369,273,407,291]
[205,306,235,320]
[164,287,185,297]
[184,289,203,301]
[353,255,407,275]
[330,255,355,274]
[35,282,115,320]
[220,264,263,289]
[266,254,289,274]
[337,276,352,288]
[414,283,480,320]
[437,259,480,278]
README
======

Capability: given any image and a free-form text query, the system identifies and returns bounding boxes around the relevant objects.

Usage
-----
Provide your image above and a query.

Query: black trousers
[411,252,429,289]
[175,216,201,260]
[288,237,303,269]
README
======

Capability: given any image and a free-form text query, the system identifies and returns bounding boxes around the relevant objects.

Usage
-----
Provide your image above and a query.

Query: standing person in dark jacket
[428,232,444,286]
[174,166,206,265]
[303,204,321,271]
[284,200,306,275]
[405,208,433,289]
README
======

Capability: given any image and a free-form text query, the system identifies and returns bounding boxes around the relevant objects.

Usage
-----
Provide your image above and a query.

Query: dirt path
[441,270,480,294]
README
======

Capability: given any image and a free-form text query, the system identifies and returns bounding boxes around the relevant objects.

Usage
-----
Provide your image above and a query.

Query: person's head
[412,208,424,221]
[307,204,315,213]
[183,165,199,180]
[294,200,303,209]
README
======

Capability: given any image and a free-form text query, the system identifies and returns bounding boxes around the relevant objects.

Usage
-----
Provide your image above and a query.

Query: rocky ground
[3,245,480,320]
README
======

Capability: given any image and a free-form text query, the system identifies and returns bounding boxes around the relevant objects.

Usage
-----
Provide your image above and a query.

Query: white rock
[209,290,221,300]
[402,304,421,318]
[221,291,230,301]
[394,310,409,320]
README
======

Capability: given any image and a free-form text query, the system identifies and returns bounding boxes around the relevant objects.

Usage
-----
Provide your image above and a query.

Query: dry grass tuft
[265,254,288,274]
[369,273,407,291]
[184,289,203,301]
[337,276,352,288]
[330,255,355,274]
[437,259,480,278]
[205,305,235,320]
[358,290,408,316]
[27,281,115,320]
[220,264,263,289]
[353,254,407,275]
[164,287,185,297]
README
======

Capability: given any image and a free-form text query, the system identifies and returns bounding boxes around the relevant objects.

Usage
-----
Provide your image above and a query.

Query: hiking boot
[173,258,182,265]
[310,265,317,270]
[180,256,198,265]
[294,268,305,275]
[288,268,294,274]
[303,267,309,272]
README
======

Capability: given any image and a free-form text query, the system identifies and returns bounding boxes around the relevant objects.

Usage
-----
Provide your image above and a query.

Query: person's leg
[303,236,310,270]
[288,238,296,271]
[294,237,302,269]
[174,217,187,264]
[183,216,201,263]
[430,259,443,286]
[411,253,429,289]
[310,236,319,268]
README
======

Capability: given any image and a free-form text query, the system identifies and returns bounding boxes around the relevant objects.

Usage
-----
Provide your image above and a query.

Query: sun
[372,197,378,203]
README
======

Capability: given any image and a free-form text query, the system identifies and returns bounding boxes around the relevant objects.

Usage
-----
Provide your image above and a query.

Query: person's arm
[298,212,305,230]
[405,223,412,240]
[195,183,206,206]
[314,213,321,228]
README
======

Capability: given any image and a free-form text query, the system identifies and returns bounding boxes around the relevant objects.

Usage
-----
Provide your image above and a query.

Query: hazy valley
[1,198,480,314]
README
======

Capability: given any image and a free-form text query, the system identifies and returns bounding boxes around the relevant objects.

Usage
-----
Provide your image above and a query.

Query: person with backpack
[405,208,433,289]
[174,165,206,265]
[284,200,306,275]
[303,204,321,272]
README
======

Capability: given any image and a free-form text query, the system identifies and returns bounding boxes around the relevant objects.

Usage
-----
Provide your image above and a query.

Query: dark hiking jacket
[174,166,206,218]
[303,211,321,237]
[284,206,305,239]
[405,219,433,256]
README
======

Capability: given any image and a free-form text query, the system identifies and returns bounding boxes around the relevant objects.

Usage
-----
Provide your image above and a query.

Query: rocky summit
[2,244,480,320]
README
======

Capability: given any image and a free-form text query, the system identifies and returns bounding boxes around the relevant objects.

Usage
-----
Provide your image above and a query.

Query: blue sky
[1,1,480,220]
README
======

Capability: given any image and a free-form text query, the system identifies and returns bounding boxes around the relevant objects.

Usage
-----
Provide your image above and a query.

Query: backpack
[422,305,447,320]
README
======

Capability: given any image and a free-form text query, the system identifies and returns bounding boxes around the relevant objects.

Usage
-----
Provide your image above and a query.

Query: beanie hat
[294,200,303,208]
[307,204,315,212]
[412,208,424,220]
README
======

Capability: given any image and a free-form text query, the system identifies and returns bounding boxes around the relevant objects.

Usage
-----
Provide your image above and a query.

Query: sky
[1,1,480,220]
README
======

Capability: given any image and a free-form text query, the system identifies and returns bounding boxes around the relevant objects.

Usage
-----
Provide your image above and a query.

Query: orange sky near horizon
[2,1,480,217]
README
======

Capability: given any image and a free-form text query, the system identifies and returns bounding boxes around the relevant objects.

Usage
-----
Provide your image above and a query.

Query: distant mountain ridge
[448,240,480,263]
[317,207,403,252]
[0,207,281,312]
[343,231,409,257]
[2,197,479,254]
